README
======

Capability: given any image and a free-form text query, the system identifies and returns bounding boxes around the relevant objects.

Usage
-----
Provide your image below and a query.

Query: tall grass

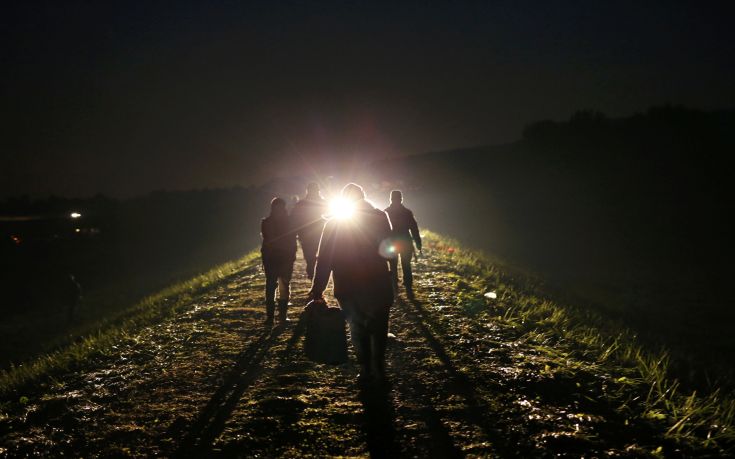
[424,230,735,451]
[0,251,259,399]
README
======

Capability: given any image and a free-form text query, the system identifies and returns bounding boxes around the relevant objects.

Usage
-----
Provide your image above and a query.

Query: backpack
[303,299,349,364]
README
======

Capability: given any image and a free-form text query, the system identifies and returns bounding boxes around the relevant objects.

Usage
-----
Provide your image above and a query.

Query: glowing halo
[328,198,355,219]
[379,238,398,258]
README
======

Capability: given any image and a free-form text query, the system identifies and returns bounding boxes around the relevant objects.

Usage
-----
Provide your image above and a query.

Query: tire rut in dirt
[389,296,516,457]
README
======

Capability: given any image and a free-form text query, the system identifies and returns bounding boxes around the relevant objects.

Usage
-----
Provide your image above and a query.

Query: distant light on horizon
[70,212,82,219]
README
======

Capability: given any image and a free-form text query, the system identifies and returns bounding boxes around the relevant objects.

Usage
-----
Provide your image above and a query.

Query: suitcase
[303,299,349,364]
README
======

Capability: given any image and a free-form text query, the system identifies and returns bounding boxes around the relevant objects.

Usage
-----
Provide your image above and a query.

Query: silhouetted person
[63,273,82,323]
[309,183,394,384]
[384,190,422,299]
[290,182,327,280]
[261,197,297,324]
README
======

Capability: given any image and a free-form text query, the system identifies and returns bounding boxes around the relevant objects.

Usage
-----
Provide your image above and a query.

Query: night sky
[2,1,734,198]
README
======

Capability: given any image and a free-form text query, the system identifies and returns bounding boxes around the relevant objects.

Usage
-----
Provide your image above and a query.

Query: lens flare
[379,239,398,258]
[328,198,355,219]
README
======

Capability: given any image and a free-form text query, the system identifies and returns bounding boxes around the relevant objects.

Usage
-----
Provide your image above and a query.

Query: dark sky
[2,1,734,198]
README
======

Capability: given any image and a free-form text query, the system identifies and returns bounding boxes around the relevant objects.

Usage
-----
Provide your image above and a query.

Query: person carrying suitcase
[309,183,394,384]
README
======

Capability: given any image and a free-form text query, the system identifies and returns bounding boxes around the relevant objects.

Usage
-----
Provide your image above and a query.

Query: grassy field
[0,252,259,399]
[0,231,732,456]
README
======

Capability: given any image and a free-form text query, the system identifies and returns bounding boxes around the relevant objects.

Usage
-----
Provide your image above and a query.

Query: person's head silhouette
[390,190,402,204]
[342,183,365,202]
[270,197,287,217]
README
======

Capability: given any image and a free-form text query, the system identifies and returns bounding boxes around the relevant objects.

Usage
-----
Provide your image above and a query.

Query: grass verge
[424,230,735,452]
[0,251,259,400]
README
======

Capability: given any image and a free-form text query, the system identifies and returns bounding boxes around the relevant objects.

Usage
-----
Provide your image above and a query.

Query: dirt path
[0,247,705,457]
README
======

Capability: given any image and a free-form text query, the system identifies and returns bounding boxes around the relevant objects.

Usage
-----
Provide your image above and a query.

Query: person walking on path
[290,182,327,280]
[309,183,395,384]
[261,197,297,324]
[384,190,422,299]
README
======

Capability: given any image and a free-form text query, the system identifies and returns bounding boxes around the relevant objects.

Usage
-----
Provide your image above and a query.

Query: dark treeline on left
[0,187,273,367]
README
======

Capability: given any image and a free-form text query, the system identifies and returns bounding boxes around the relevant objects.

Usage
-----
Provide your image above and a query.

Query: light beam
[328,198,355,219]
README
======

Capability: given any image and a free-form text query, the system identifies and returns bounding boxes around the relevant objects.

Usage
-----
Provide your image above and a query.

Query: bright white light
[328,198,355,219]
[70,212,82,219]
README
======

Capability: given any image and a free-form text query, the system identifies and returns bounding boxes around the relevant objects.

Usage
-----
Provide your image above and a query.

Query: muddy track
[0,248,704,457]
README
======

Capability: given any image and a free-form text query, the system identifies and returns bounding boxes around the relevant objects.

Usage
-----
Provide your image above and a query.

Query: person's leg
[277,257,295,323]
[277,275,290,322]
[263,258,277,321]
[302,241,318,280]
[353,321,372,379]
[277,277,290,303]
[370,305,390,379]
[341,299,372,380]
[388,257,399,296]
[305,255,316,281]
[401,250,414,298]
